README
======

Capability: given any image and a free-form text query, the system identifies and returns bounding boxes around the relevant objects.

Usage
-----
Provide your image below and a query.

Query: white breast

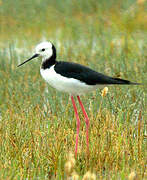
[40,66,99,95]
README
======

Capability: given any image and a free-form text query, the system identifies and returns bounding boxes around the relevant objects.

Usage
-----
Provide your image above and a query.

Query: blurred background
[0,0,146,112]
[0,0,146,179]
[0,0,146,47]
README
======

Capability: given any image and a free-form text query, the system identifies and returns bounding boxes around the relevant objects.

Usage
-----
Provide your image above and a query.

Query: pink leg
[77,96,89,155]
[71,96,80,157]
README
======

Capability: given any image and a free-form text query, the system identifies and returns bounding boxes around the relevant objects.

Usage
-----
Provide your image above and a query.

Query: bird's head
[17,41,56,67]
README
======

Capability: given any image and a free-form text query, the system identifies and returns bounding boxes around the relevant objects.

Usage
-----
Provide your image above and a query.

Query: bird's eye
[41,48,45,51]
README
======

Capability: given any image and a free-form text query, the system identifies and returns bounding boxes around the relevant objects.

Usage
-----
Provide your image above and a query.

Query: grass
[0,0,146,179]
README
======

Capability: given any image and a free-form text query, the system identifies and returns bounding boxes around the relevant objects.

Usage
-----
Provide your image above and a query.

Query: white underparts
[40,66,103,95]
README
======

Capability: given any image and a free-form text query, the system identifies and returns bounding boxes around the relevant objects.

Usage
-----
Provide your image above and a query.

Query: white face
[35,42,53,60]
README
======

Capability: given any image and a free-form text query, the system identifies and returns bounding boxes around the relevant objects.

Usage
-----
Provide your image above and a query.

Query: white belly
[40,66,99,95]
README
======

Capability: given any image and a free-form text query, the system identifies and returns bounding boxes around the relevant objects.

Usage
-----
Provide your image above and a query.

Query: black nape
[41,44,57,69]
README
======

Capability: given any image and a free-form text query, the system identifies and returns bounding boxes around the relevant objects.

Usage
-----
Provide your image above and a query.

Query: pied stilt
[18,41,140,157]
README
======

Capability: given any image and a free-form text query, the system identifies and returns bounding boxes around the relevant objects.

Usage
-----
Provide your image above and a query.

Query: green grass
[0,0,146,179]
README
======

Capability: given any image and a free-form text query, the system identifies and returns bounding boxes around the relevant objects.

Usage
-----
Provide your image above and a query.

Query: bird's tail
[112,77,141,85]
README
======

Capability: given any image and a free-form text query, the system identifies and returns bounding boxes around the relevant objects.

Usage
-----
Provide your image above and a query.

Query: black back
[54,61,136,85]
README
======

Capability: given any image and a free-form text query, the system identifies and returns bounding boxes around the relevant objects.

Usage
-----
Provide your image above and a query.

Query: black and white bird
[18,41,140,156]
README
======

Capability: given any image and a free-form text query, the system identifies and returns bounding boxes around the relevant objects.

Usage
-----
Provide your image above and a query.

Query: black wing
[54,61,139,85]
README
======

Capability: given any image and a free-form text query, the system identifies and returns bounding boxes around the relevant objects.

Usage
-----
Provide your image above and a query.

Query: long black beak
[17,54,39,67]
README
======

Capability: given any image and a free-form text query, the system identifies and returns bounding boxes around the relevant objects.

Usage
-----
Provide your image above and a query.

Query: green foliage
[0,0,146,179]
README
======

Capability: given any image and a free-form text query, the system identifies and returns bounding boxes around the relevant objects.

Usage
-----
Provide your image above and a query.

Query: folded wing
[54,62,139,85]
